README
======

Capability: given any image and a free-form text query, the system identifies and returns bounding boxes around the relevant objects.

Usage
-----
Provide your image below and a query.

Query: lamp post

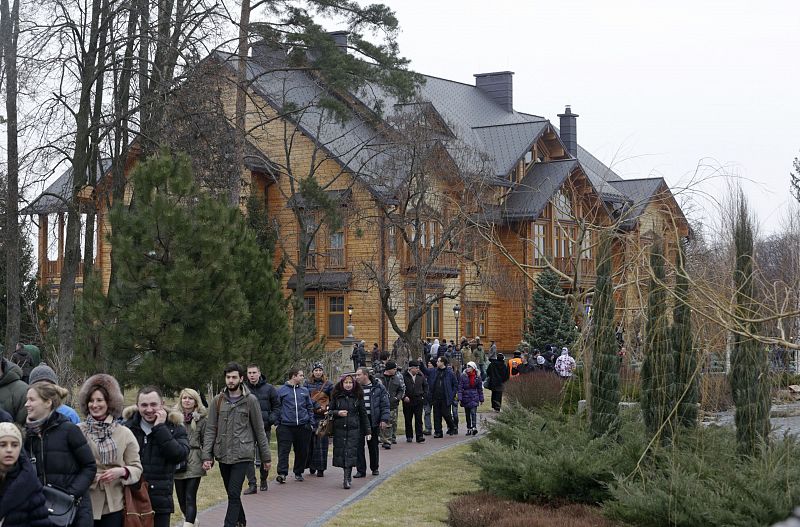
[346,304,354,338]
[453,304,461,349]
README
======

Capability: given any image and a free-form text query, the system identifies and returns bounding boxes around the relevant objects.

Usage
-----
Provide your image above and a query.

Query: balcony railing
[400,245,459,277]
[327,247,345,268]
[552,256,596,278]
[42,259,86,282]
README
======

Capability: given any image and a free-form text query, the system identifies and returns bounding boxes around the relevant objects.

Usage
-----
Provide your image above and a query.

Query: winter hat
[29,364,58,385]
[384,361,397,371]
[497,353,505,361]
[467,361,478,370]
[311,362,324,371]
[536,355,546,365]
[561,347,569,355]
[0,423,21,443]
[408,360,420,367]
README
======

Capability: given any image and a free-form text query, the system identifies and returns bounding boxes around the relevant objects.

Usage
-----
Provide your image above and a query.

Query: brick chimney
[557,105,579,158]
[474,71,514,112]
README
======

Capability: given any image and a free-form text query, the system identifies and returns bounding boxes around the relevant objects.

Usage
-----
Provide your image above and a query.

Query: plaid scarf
[83,415,119,465]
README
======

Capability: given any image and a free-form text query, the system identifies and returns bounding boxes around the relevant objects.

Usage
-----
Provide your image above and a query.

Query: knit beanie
[29,364,58,385]
[0,422,22,443]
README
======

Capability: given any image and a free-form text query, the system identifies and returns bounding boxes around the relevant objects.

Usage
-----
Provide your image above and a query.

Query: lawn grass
[324,443,479,527]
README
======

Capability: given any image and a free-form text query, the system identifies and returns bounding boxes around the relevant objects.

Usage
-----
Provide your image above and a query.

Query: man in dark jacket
[0,358,27,424]
[271,367,315,483]
[402,360,428,443]
[427,357,458,437]
[243,363,279,494]
[10,345,34,383]
[377,361,405,449]
[123,386,189,527]
[486,353,511,411]
[203,362,271,527]
[354,367,389,477]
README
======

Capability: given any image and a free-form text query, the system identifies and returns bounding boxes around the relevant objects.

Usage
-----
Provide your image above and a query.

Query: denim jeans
[465,406,478,430]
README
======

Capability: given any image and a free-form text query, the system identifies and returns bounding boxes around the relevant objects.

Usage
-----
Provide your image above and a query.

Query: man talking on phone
[123,385,190,527]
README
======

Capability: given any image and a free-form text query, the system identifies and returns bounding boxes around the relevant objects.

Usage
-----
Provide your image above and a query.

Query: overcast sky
[376,0,800,235]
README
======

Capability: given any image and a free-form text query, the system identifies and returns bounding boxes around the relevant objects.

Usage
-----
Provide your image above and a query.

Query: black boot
[343,468,352,489]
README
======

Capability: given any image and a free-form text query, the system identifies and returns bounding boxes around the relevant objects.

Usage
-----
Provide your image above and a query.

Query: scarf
[467,369,477,388]
[183,411,193,425]
[25,413,51,436]
[83,415,119,465]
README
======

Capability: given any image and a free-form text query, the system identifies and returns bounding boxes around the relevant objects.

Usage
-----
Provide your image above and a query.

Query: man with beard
[243,363,278,494]
[203,362,271,527]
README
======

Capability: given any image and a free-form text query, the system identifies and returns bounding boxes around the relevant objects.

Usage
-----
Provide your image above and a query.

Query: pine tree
[730,196,771,456]
[672,239,698,428]
[589,233,620,437]
[78,152,289,392]
[640,237,674,442]
[524,269,578,351]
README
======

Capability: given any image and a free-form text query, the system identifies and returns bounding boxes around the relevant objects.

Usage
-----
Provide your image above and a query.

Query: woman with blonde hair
[78,374,142,527]
[25,381,97,526]
[172,388,207,527]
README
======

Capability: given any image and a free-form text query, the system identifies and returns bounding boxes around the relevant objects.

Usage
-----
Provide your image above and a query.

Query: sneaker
[243,485,257,495]
[260,481,269,492]
[276,475,286,484]
[353,472,366,478]
[294,474,305,482]
[371,470,380,476]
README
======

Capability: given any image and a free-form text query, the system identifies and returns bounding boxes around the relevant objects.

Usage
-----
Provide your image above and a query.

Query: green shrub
[700,373,733,412]
[505,372,564,410]
[606,427,800,526]
[561,369,584,414]
[472,404,647,505]
[620,367,640,402]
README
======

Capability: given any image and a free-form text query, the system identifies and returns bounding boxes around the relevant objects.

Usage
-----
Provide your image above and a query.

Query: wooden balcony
[42,259,86,284]
[400,246,460,278]
[534,256,596,282]
[327,247,345,269]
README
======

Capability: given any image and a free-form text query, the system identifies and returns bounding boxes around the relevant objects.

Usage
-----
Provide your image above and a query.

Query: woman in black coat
[486,353,510,412]
[329,374,370,489]
[25,382,97,526]
[0,421,51,527]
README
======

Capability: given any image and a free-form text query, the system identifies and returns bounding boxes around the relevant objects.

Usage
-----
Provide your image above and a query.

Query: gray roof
[502,159,579,220]
[608,178,665,228]
[23,159,113,215]
[286,272,351,291]
[473,121,549,177]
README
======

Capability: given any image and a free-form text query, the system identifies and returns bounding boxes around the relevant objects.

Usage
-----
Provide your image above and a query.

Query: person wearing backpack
[202,362,270,527]
[10,345,33,384]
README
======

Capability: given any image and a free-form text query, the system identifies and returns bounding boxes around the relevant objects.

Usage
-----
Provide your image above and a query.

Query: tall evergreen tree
[672,239,698,428]
[524,269,578,351]
[589,233,620,437]
[730,196,771,456]
[640,237,674,442]
[78,153,289,392]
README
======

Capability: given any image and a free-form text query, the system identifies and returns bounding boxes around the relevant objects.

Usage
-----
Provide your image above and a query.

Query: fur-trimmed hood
[78,373,125,419]
[122,405,184,426]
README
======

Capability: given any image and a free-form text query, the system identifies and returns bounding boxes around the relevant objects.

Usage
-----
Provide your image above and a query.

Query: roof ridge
[610,177,665,183]
[472,120,548,130]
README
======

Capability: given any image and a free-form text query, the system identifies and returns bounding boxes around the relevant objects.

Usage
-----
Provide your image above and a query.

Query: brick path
[195,415,489,527]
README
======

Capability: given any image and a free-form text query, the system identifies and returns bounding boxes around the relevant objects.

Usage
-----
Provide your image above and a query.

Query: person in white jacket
[430,339,440,360]
[554,348,577,379]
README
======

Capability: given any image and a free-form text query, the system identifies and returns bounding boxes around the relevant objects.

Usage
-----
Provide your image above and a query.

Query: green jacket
[202,387,270,465]
[0,359,28,424]
[174,410,207,480]
[473,345,487,367]
[23,345,41,366]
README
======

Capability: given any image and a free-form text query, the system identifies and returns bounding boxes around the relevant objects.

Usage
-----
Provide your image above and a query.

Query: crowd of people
[0,337,576,527]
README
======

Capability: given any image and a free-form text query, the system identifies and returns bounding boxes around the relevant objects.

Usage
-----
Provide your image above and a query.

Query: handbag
[42,484,78,527]
[124,479,155,527]
[316,414,334,438]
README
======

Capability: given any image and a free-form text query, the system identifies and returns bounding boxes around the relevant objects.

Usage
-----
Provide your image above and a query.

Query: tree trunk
[2,0,21,357]
[231,0,250,207]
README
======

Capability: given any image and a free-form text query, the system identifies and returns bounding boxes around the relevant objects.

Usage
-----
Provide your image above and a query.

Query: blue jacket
[426,366,458,403]
[362,380,390,428]
[271,382,315,427]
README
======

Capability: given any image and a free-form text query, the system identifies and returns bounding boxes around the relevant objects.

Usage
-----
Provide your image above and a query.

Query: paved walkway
[196,416,488,527]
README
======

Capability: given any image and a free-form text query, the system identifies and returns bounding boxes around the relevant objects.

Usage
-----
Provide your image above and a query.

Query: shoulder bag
[124,478,155,527]
[33,442,79,527]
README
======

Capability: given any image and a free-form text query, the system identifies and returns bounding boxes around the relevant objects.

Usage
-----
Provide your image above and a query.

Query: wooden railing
[400,245,459,277]
[327,247,345,268]
[42,259,85,282]
[534,256,595,279]
[298,251,317,270]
